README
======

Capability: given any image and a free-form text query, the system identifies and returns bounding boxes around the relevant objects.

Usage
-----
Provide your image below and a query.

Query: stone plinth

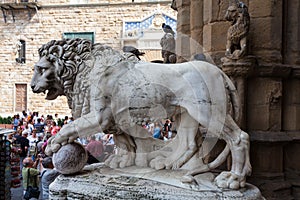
[49,163,264,200]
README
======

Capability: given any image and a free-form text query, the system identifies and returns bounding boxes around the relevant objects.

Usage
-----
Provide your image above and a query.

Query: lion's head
[31,39,92,100]
[225,1,249,26]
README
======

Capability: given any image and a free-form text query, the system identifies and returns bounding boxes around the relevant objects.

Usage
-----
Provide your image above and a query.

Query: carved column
[175,0,191,63]
[190,0,203,56]
[222,57,255,129]
[282,0,300,65]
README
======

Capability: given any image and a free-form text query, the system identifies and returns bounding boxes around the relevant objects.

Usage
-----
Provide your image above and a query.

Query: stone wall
[173,0,300,199]
[0,0,176,117]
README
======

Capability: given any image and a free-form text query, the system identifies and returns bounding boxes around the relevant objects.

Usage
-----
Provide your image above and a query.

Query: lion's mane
[38,38,139,118]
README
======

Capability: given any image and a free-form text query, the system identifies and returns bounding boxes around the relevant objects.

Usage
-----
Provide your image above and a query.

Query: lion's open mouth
[45,88,60,100]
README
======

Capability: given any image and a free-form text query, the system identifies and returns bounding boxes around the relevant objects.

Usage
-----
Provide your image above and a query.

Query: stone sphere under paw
[53,142,88,175]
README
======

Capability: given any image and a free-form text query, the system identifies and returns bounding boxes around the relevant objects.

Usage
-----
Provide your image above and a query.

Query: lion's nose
[31,85,35,90]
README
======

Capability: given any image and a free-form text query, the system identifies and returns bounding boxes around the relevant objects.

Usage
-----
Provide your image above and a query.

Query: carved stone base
[49,163,264,200]
[221,55,256,77]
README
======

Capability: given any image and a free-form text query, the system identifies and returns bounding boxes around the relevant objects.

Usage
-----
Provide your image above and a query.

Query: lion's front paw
[214,171,246,189]
[45,136,61,156]
[45,127,78,156]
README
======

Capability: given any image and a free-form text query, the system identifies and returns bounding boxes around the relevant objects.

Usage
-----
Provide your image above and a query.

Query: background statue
[224,0,250,60]
[31,38,251,190]
[160,23,176,63]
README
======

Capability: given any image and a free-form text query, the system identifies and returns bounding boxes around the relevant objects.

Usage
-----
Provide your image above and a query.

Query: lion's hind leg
[214,115,251,189]
[105,133,136,168]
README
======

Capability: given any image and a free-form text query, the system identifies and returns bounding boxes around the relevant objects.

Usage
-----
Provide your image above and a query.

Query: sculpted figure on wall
[160,23,176,63]
[31,38,251,190]
[224,0,250,60]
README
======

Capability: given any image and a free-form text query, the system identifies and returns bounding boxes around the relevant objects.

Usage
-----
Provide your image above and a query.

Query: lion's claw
[214,171,245,190]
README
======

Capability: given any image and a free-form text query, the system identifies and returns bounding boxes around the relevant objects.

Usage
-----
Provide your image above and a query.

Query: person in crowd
[21,110,28,121]
[86,135,105,164]
[33,112,39,124]
[147,120,155,136]
[15,131,30,177]
[40,115,45,123]
[63,116,69,125]
[27,129,39,161]
[22,157,41,200]
[53,113,59,124]
[22,122,32,134]
[68,117,74,123]
[163,119,172,139]
[28,119,35,133]
[13,114,20,130]
[34,118,44,136]
[50,121,60,136]
[153,122,162,139]
[40,157,60,200]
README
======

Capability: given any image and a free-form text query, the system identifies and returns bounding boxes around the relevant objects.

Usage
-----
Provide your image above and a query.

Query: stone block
[247,78,282,131]
[283,105,300,131]
[250,17,282,51]
[190,0,203,31]
[176,33,191,62]
[283,79,300,130]
[249,0,282,18]
[250,142,283,174]
[176,7,191,34]
[175,0,191,8]
[203,0,228,24]
[283,79,300,104]
[248,78,282,105]
[49,164,264,200]
[203,22,229,52]
[284,142,300,171]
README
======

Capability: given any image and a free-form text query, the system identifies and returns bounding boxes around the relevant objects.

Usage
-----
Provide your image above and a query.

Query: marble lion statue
[225,0,250,60]
[31,38,251,189]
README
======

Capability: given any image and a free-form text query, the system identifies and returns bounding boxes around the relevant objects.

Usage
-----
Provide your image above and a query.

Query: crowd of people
[142,118,176,141]
[8,110,115,199]
[8,110,177,199]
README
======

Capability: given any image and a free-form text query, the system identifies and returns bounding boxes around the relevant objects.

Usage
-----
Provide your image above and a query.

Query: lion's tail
[224,74,241,124]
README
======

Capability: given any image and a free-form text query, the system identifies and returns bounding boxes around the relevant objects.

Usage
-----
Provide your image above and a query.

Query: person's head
[32,130,37,136]
[37,118,41,123]
[22,131,28,138]
[23,157,34,168]
[42,157,54,169]
[89,135,96,141]
[7,133,13,140]
[55,113,58,117]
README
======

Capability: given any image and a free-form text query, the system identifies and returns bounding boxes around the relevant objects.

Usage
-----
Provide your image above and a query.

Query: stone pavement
[11,185,24,200]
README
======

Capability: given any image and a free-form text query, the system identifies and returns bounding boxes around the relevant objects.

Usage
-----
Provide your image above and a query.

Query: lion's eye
[37,66,46,74]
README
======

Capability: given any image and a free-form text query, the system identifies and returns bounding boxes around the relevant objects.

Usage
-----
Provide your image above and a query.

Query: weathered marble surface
[50,163,264,200]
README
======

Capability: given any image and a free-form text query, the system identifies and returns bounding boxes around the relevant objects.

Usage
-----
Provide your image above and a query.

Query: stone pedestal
[49,163,264,200]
